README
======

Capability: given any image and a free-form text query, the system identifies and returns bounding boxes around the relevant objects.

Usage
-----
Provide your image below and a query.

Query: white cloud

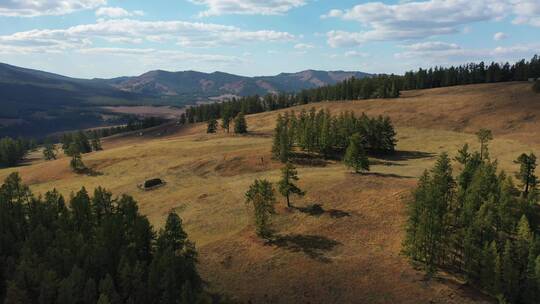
[0,18,295,52]
[294,43,314,49]
[344,50,369,57]
[324,0,510,46]
[395,41,540,63]
[511,0,540,27]
[95,7,144,18]
[0,0,105,17]
[493,32,508,41]
[190,0,306,17]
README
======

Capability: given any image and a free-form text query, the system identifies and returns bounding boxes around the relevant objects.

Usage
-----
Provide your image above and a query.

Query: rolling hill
[0,62,370,138]
[2,82,538,303]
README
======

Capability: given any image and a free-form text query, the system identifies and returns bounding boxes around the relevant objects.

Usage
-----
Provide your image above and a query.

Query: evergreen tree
[277,163,305,208]
[476,129,493,160]
[206,118,218,134]
[70,151,87,174]
[514,153,538,197]
[234,112,248,134]
[221,105,232,132]
[43,140,57,161]
[343,133,369,173]
[91,134,102,151]
[245,179,276,238]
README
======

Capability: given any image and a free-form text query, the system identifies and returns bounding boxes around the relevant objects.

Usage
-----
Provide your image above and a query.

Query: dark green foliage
[221,105,232,133]
[514,153,538,197]
[0,173,204,303]
[0,137,31,167]
[43,138,57,160]
[62,131,91,156]
[206,118,218,134]
[272,109,396,162]
[70,151,87,174]
[403,137,540,303]
[476,129,493,160]
[91,133,103,151]
[343,134,370,174]
[234,112,248,134]
[278,163,305,208]
[245,179,277,238]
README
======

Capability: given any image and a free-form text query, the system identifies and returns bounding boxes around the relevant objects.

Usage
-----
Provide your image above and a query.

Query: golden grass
[1,82,539,303]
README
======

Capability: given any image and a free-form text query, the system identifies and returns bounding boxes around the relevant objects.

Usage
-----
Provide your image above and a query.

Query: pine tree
[70,151,87,174]
[91,134,102,151]
[245,179,276,238]
[43,141,57,160]
[278,163,305,208]
[221,105,231,132]
[343,133,369,173]
[476,129,493,160]
[455,143,471,165]
[514,153,538,197]
[234,112,248,134]
[206,118,218,134]
[271,114,284,159]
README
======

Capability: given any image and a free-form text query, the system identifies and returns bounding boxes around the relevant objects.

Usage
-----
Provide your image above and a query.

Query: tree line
[183,55,539,124]
[0,173,211,304]
[403,130,540,303]
[271,109,396,163]
[0,137,35,167]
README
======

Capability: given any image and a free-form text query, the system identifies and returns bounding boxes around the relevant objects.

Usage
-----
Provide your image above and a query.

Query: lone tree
[245,179,276,238]
[343,133,370,174]
[278,163,305,208]
[91,134,102,151]
[207,118,218,134]
[70,150,87,173]
[43,140,57,160]
[514,153,538,196]
[476,128,493,160]
[234,112,248,134]
[221,105,232,132]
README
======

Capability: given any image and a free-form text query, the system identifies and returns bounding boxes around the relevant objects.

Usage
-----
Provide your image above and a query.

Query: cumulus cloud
[323,0,510,47]
[493,32,508,41]
[0,18,295,52]
[0,0,105,17]
[95,7,144,18]
[190,0,306,17]
[511,0,540,27]
[395,41,540,63]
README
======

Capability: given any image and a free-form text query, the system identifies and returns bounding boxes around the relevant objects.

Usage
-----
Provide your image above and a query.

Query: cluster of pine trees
[0,137,34,167]
[403,134,540,303]
[402,55,540,90]
[94,117,167,139]
[0,173,207,304]
[271,109,396,162]
[61,131,102,157]
[183,56,540,124]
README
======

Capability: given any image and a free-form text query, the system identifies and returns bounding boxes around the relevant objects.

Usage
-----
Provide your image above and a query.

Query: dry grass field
[1,82,539,303]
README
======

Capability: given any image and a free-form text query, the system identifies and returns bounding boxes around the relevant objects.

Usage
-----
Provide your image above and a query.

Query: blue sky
[0,0,539,78]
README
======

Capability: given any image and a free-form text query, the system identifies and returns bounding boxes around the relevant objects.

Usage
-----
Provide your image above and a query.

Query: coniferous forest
[271,109,396,162]
[184,55,540,123]
[403,138,540,303]
[0,173,209,304]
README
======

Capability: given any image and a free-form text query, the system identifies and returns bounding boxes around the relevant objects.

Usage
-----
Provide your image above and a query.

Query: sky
[0,0,539,78]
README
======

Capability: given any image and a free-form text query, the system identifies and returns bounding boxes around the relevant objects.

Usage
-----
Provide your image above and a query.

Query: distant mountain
[0,62,370,138]
[103,69,371,98]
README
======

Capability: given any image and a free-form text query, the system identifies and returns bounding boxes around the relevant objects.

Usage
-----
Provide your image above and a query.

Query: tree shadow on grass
[289,152,329,167]
[362,171,414,179]
[293,203,351,218]
[269,233,341,263]
[377,150,436,161]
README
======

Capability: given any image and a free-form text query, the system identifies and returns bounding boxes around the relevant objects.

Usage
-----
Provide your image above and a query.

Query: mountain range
[0,62,370,138]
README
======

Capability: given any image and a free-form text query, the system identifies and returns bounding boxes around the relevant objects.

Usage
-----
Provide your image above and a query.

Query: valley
[2,82,538,303]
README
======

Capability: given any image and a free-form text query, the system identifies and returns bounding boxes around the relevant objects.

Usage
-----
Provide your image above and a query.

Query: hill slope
[103,69,370,97]
[1,82,538,303]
